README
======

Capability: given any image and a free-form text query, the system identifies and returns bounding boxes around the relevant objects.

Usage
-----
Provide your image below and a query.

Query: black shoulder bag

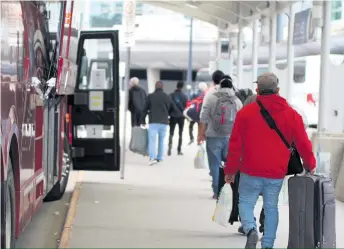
[256,100,304,175]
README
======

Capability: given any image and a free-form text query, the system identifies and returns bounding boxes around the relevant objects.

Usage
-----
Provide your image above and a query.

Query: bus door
[70,31,120,171]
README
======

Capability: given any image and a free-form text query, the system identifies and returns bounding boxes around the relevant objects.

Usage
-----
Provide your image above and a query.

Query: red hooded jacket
[186,89,208,108]
[224,94,316,179]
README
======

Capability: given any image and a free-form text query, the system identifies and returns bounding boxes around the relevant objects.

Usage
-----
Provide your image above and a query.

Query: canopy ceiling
[143,1,295,31]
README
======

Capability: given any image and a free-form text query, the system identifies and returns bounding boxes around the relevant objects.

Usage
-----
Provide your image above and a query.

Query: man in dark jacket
[168,81,188,156]
[142,81,179,165]
[128,77,147,127]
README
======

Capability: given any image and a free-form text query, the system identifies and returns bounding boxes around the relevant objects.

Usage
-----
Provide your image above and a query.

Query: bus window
[78,38,113,90]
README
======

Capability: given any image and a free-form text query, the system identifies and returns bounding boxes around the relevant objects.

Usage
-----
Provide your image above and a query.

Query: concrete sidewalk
[65,143,344,248]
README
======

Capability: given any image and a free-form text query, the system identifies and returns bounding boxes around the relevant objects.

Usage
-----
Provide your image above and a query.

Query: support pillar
[187,17,193,85]
[146,68,160,93]
[83,0,90,29]
[120,47,131,180]
[216,27,222,70]
[286,5,295,102]
[268,2,277,72]
[237,21,244,89]
[318,0,331,132]
[252,19,259,89]
[218,33,233,76]
[227,55,233,76]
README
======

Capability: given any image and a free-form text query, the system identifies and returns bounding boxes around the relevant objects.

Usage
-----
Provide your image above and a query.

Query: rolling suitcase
[129,126,148,156]
[288,174,336,248]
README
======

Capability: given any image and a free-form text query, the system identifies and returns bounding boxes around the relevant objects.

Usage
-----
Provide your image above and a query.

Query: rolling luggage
[288,174,336,248]
[129,126,148,156]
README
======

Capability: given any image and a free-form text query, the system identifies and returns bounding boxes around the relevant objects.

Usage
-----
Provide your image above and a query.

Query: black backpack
[235,88,253,104]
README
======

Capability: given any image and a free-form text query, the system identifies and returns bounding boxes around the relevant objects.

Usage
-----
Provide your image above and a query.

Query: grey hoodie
[200,87,243,137]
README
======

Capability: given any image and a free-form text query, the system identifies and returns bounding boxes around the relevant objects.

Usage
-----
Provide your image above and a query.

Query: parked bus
[1,1,79,247]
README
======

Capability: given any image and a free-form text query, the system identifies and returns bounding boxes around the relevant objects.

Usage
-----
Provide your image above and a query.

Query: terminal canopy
[143,1,295,31]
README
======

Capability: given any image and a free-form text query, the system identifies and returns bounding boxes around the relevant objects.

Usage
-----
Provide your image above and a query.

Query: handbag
[256,100,304,175]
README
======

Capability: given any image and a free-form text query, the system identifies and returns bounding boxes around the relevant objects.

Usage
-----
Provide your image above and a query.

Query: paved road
[63,137,344,248]
[13,111,139,248]
[15,172,77,248]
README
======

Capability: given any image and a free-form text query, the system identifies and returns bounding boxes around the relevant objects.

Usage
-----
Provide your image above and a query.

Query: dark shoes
[238,226,264,235]
[188,139,194,145]
[245,228,258,249]
[167,149,183,156]
[238,226,245,235]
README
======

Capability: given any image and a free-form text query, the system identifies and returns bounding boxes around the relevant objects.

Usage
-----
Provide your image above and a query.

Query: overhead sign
[293,8,315,45]
[123,0,136,47]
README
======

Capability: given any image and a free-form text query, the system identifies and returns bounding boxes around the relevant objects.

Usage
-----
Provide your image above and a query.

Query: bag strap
[256,100,292,151]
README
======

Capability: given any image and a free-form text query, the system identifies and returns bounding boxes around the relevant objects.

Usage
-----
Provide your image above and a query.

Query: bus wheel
[44,136,72,202]
[1,156,16,249]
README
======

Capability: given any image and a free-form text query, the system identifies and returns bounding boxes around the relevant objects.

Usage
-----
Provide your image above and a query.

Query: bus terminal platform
[59,139,344,248]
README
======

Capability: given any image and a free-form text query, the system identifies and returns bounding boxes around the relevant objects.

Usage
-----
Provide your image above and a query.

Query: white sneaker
[149,159,158,166]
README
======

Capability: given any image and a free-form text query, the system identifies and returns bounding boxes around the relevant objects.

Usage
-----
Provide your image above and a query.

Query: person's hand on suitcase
[309,168,316,175]
[224,174,235,184]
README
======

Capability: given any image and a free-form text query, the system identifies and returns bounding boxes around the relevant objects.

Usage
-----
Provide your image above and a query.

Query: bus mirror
[31,77,45,99]
[44,77,56,99]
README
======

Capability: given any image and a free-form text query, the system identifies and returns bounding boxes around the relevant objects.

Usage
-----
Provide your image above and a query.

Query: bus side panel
[58,98,67,180]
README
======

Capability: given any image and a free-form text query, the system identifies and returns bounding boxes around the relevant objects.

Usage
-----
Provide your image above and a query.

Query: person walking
[142,81,179,165]
[198,75,243,199]
[202,70,224,106]
[224,72,316,249]
[194,70,224,145]
[168,81,188,156]
[128,77,147,127]
[188,82,208,144]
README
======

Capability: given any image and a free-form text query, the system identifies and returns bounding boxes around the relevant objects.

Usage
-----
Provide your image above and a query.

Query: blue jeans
[239,173,284,248]
[148,123,168,161]
[206,136,229,196]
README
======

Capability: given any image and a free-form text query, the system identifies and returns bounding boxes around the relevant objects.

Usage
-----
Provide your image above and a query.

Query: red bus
[1,1,120,247]
[0,1,78,247]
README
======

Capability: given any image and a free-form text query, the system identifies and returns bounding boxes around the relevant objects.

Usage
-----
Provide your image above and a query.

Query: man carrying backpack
[217,89,265,236]
[168,81,188,156]
[198,75,243,199]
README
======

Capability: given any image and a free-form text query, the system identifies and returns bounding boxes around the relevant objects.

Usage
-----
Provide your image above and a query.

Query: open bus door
[69,31,120,171]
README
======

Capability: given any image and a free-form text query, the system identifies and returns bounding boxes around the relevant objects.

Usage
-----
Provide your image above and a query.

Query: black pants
[218,168,265,231]
[189,121,196,141]
[168,117,185,153]
[131,111,142,127]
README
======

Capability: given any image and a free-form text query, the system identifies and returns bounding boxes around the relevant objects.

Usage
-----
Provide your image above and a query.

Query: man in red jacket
[224,72,316,249]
